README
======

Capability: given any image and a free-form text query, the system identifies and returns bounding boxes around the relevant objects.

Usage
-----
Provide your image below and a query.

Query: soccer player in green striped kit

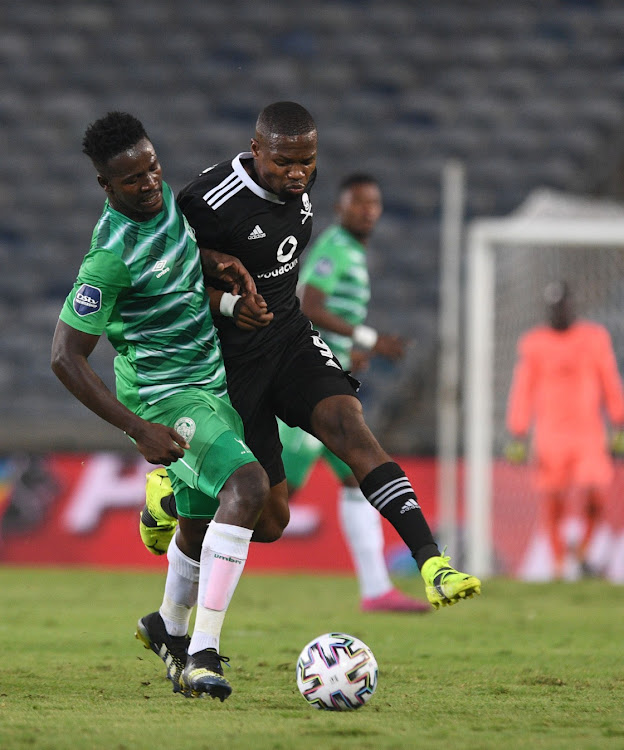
[279,174,430,612]
[51,112,271,701]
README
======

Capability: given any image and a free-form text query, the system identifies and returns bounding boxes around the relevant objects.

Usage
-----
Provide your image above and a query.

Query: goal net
[464,189,624,581]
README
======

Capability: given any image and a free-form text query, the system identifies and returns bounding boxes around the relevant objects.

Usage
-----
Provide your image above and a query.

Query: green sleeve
[59,249,131,335]
[300,232,349,295]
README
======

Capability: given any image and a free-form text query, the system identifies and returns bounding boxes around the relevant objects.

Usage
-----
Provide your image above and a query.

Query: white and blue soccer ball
[296,632,378,710]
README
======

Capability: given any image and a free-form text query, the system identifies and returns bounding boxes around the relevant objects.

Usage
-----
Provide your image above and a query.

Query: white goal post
[464,216,624,578]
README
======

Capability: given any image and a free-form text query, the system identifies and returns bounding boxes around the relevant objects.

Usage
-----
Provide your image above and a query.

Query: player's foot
[361,588,431,613]
[139,468,178,555]
[420,554,482,609]
[580,560,601,579]
[180,648,232,701]
[135,611,190,694]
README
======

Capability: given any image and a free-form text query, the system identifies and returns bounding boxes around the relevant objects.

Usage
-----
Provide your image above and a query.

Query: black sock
[162,493,178,519]
[360,462,439,569]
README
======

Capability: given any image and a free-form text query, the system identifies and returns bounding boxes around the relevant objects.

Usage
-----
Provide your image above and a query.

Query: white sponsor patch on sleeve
[314,257,334,277]
[73,284,102,316]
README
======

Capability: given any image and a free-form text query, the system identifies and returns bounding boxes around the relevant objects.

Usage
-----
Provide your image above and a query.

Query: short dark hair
[256,101,316,138]
[338,173,379,194]
[543,280,570,306]
[82,111,149,168]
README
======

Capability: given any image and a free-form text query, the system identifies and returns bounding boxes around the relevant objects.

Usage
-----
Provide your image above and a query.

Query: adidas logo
[248,225,266,240]
[400,498,420,514]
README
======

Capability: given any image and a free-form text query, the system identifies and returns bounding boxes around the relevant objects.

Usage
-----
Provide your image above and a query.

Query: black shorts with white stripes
[223,320,359,486]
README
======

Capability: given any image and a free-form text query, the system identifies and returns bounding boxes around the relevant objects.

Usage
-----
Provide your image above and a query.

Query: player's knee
[312,395,363,443]
[237,462,271,514]
[219,461,270,522]
[252,514,287,543]
[252,484,290,543]
[177,518,209,560]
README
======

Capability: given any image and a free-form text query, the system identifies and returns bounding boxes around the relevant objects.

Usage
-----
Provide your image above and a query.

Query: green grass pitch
[1,567,623,749]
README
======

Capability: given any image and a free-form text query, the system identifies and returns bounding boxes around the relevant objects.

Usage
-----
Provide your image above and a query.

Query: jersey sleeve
[506,331,538,436]
[299,235,348,295]
[59,249,131,335]
[594,325,624,424]
[177,192,225,250]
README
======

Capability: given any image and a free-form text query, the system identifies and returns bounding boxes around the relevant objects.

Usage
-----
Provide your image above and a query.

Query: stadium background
[3,0,624,576]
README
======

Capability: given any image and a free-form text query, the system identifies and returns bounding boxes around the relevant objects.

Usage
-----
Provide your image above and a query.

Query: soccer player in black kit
[139,102,481,693]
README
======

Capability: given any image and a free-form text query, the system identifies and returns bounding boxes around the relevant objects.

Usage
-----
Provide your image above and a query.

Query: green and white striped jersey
[298,225,370,368]
[59,181,227,411]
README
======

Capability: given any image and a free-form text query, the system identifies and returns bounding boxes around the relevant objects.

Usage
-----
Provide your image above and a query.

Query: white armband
[352,324,378,350]
[219,292,242,317]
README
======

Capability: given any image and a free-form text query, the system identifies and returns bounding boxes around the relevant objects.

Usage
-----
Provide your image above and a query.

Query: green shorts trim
[278,420,352,489]
[139,388,257,518]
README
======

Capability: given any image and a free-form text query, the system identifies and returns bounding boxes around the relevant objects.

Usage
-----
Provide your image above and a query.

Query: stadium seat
[4,0,624,452]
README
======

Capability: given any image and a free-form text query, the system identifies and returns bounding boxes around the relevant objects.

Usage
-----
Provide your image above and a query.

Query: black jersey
[177,152,316,359]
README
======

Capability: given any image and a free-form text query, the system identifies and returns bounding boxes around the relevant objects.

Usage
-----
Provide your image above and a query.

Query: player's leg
[542,489,566,579]
[139,467,179,555]
[279,419,321,492]
[136,509,205,693]
[274,329,480,608]
[136,389,268,699]
[280,419,422,605]
[330,458,430,613]
[310,394,480,608]
[281,411,426,608]
[278,419,324,536]
[575,446,613,576]
[181,457,268,700]
[578,487,605,575]
[136,487,214,693]
[537,446,577,579]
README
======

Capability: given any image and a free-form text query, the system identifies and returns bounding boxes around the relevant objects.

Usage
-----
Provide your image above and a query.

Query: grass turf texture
[1,569,623,750]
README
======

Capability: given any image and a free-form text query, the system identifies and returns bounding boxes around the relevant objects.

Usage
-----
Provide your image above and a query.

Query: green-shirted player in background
[279,174,430,612]
[51,112,274,701]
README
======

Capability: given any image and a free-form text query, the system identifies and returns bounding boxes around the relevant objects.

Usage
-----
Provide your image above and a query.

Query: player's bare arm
[51,320,189,465]
[371,334,405,360]
[349,349,371,374]
[300,284,405,360]
[199,247,257,296]
[300,284,355,337]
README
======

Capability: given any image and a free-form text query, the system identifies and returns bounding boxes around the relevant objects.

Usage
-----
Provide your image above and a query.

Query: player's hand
[233,293,274,331]
[611,429,624,458]
[349,349,371,374]
[132,421,190,466]
[373,334,406,360]
[504,438,528,464]
[200,248,257,296]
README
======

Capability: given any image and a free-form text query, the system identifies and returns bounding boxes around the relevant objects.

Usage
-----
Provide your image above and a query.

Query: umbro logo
[235,438,251,455]
[152,259,171,278]
[248,225,266,240]
[400,498,420,514]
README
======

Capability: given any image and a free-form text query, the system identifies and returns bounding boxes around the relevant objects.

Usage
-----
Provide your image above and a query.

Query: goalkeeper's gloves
[504,437,528,464]
[611,429,624,458]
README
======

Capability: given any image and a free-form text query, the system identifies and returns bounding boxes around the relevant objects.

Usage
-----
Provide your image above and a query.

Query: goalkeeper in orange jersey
[505,280,624,579]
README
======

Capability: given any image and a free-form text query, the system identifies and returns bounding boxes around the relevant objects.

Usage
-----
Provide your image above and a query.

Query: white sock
[159,534,200,636]
[189,522,252,656]
[338,486,393,600]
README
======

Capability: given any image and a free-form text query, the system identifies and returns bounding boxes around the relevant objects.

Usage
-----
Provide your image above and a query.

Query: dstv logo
[76,292,98,307]
[73,284,102,316]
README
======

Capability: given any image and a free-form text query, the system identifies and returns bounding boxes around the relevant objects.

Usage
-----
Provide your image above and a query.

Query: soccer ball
[296,632,378,710]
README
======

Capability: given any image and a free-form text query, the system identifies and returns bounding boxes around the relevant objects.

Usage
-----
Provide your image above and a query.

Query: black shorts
[223,323,359,486]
